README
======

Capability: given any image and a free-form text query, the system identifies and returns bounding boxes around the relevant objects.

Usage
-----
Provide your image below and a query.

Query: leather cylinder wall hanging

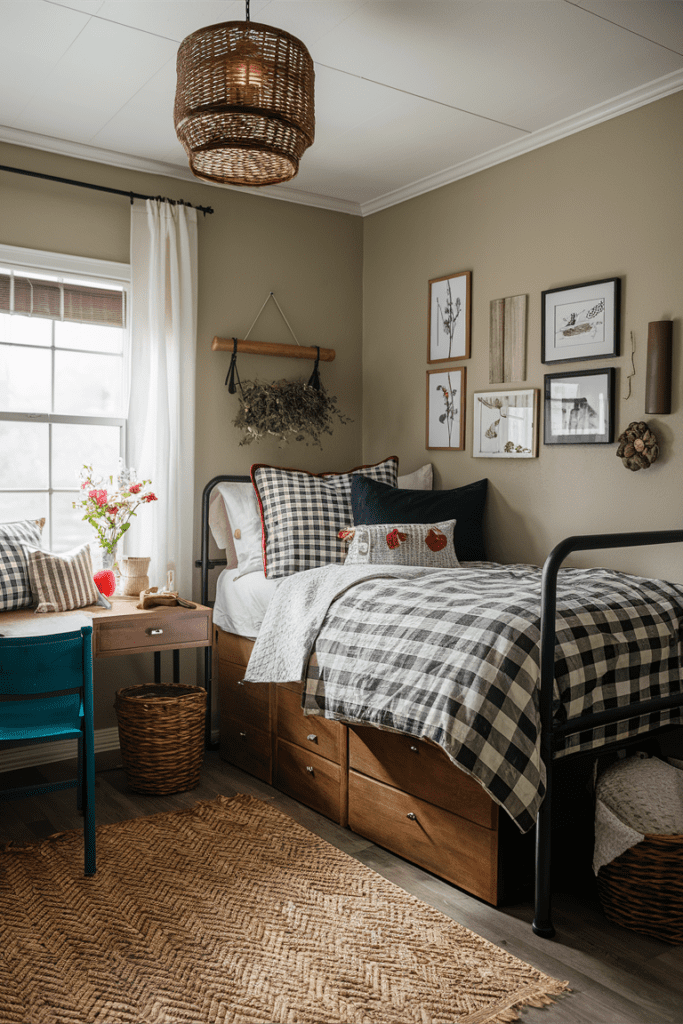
[645,320,672,414]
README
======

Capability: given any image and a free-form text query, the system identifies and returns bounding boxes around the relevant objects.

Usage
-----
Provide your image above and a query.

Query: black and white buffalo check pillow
[251,457,399,579]
[0,518,45,611]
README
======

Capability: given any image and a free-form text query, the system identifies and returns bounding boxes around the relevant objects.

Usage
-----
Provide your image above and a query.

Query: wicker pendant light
[174,2,315,187]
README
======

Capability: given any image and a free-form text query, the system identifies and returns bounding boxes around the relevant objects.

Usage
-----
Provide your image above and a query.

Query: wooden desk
[0,596,213,684]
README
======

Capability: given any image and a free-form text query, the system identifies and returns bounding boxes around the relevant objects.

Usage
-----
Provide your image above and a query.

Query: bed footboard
[533,529,683,939]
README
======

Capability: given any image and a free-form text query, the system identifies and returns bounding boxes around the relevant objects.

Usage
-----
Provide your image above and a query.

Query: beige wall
[362,91,683,584]
[0,141,363,727]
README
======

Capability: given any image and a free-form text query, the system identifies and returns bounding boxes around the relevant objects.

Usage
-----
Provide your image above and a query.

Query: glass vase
[101,544,119,592]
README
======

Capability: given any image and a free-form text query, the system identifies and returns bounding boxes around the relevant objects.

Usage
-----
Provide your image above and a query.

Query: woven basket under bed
[597,833,683,944]
[114,683,206,795]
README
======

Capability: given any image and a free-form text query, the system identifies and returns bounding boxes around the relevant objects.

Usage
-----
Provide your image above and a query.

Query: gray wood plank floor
[1,750,682,1024]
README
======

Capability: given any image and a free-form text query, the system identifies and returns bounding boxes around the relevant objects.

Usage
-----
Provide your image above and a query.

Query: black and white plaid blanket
[244,562,683,833]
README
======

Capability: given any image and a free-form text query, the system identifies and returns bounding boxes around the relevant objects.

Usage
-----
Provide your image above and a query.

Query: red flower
[129,483,142,494]
[386,529,407,550]
[107,506,119,516]
[338,528,355,542]
[88,489,108,507]
[143,492,158,503]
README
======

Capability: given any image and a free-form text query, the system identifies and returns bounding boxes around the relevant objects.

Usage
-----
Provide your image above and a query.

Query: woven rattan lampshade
[174,20,315,187]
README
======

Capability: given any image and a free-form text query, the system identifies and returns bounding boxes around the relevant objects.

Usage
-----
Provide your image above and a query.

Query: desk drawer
[349,771,499,904]
[276,685,344,764]
[97,611,210,655]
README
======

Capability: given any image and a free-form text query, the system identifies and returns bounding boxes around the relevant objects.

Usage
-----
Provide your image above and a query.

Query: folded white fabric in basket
[593,754,683,874]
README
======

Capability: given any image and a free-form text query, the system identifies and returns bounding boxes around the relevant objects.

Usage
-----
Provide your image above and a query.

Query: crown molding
[360,69,683,217]
[0,126,362,216]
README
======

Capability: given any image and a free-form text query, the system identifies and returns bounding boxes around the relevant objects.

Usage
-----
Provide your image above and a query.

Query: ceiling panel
[13,18,178,142]
[574,1,683,55]
[311,1,683,130]
[0,2,89,121]
[282,89,526,205]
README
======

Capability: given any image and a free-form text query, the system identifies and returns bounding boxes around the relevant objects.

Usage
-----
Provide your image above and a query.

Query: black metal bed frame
[197,475,683,939]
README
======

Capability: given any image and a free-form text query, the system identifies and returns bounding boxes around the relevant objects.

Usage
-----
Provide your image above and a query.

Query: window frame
[0,244,131,552]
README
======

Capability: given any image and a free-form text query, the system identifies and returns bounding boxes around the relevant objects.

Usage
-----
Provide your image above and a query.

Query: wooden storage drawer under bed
[348,770,499,904]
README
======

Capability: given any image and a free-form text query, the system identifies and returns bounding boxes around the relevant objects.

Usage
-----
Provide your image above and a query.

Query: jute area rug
[0,794,569,1024]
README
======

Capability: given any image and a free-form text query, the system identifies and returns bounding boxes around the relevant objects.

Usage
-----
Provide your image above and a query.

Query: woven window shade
[174,20,315,187]
[0,273,126,327]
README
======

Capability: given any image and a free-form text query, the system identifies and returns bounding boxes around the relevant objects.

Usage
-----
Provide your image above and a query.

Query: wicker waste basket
[114,683,207,795]
[594,754,683,944]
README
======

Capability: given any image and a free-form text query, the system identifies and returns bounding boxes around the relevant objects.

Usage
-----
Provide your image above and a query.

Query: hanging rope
[225,338,243,394]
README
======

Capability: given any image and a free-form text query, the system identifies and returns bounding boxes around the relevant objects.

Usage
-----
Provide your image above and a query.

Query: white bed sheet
[213,569,281,638]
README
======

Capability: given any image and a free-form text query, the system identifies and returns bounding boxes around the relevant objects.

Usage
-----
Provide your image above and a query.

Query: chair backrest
[0,626,93,737]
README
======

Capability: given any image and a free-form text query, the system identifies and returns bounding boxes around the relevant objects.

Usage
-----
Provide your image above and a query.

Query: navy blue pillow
[351,476,488,562]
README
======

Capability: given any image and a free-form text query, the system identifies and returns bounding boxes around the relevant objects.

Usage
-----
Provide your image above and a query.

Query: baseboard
[0,727,121,773]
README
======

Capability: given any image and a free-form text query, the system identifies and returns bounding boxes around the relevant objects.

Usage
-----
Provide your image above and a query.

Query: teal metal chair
[0,625,96,875]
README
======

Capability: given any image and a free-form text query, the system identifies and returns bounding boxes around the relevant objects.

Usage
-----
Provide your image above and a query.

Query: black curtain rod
[0,164,214,215]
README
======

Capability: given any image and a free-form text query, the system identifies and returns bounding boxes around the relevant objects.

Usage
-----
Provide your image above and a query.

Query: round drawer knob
[237,680,245,686]
[406,812,417,821]
[306,734,318,743]
[409,745,418,752]
[306,766,314,774]
[239,731,247,739]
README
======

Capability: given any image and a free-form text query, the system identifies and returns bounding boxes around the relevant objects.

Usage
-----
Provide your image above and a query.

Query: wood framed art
[544,368,615,445]
[473,389,538,458]
[428,270,471,362]
[426,367,466,450]
[541,278,620,364]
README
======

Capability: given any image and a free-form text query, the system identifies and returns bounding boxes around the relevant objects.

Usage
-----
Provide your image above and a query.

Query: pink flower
[129,483,142,494]
[88,489,108,507]
[143,492,158,503]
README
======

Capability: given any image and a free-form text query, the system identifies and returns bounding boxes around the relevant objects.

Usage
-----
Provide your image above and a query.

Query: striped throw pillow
[0,518,46,611]
[26,544,99,613]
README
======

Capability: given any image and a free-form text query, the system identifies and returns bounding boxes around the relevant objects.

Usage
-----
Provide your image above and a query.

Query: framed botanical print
[544,368,615,445]
[426,367,466,450]
[472,389,538,458]
[428,270,471,362]
[541,278,620,363]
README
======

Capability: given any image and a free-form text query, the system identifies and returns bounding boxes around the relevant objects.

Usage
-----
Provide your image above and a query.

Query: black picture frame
[544,368,615,445]
[541,278,620,364]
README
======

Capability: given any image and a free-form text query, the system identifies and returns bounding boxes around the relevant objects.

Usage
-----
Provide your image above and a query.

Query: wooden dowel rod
[212,337,335,361]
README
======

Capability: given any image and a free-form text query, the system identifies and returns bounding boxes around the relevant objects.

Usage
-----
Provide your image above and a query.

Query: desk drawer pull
[239,731,247,739]
[306,733,318,743]
[147,628,164,636]
[406,812,417,821]
[306,765,314,774]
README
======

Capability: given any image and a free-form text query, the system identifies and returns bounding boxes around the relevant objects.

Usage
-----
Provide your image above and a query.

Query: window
[0,246,130,553]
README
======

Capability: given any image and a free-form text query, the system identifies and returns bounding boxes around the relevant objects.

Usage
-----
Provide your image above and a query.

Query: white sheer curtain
[128,200,198,597]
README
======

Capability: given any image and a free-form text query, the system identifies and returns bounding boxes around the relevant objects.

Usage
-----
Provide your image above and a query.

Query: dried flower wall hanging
[233,377,350,448]
[616,421,659,471]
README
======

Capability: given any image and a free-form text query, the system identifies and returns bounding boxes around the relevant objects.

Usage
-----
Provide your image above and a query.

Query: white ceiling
[1,1,682,216]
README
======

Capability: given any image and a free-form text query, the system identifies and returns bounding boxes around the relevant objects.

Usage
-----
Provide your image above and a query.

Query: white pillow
[208,482,264,578]
[397,463,433,490]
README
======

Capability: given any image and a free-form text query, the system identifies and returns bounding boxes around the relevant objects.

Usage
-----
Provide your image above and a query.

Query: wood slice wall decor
[489,294,527,383]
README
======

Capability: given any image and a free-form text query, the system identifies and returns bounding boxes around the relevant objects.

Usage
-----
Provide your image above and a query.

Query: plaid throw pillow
[0,518,45,611]
[251,457,399,579]
[341,520,459,569]
[26,543,99,613]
